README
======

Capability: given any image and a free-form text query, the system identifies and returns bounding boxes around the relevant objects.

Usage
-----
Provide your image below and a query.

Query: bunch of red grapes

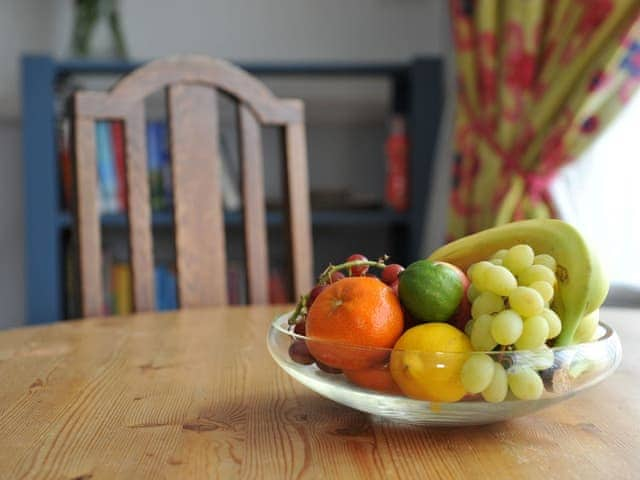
[288,253,405,369]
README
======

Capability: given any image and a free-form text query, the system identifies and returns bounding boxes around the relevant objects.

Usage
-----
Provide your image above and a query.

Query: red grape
[381,264,405,284]
[294,321,306,336]
[329,271,345,283]
[307,284,327,307]
[346,253,369,276]
[316,361,342,374]
[390,279,400,296]
[289,340,315,365]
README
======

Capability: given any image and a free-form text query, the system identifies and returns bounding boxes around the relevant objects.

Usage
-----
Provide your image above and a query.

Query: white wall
[550,91,640,306]
[0,0,448,327]
[2,0,446,117]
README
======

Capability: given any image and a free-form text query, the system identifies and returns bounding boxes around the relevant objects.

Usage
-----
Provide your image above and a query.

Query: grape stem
[317,255,389,285]
[288,295,309,326]
[287,254,390,326]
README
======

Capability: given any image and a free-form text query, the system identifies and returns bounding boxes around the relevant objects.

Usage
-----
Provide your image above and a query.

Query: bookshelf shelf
[22,54,443,324]
[54,59,410,76]
[57,209,409,229]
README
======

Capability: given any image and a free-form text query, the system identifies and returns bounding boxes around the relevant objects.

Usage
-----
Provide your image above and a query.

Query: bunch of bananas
[428,219,609,346]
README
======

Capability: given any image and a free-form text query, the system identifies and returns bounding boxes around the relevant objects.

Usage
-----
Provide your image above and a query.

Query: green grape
[508,367,544,400]
[471,291,504,318]
[492,249,509,260]
[490,309,523,345]
[489,258,503,266]
[467,261,493,286]
[540,308,562,339]
[573,309,600,343]
[515,345,554,371]
[529,280,554,303]
[518,264,556,286]
[503,244,534,275]
[515,315,549,350]
[483,265,518,296]
[464,318,475,336]
[470,314,497,351]
[534,253,557,272]
[481,362,508,403]
[461,353,495,393]
[467,283,481,302]
[508,286,544,318]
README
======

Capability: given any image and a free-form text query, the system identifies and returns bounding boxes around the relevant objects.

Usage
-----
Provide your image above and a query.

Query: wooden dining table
[0,305,638,479]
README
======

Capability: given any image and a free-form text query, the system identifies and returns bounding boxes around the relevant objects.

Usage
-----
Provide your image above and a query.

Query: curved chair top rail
[74,55,303,125]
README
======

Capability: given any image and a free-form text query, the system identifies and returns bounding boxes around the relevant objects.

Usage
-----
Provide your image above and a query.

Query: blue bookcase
[21,55,443,324]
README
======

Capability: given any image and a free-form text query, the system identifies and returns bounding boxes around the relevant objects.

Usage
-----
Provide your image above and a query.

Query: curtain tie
[521,170,557,202]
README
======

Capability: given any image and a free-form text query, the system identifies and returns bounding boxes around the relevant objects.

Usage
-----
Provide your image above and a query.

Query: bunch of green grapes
[460,244,562,401]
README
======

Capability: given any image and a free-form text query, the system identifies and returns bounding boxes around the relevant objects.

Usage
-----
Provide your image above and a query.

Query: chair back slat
[168,84,228,307]
[283,105,313,298]
[73,115,103,316]
[123,107,155,311]
[239,105,269,304]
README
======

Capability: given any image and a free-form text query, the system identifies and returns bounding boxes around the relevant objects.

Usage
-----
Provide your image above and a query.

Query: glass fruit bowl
[267,312,622,426]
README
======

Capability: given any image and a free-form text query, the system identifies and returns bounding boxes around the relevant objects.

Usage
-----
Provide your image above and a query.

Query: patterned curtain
[448,0,640,239]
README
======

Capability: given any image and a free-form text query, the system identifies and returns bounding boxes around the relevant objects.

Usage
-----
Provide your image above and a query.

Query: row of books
[59,113,410,215]
[93,261,290,317]
[105,263,178,315]
[95,120,172,214]
[58,120,242,214]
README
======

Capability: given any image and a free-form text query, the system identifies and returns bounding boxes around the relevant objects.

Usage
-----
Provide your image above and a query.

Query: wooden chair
[72,55,313,316]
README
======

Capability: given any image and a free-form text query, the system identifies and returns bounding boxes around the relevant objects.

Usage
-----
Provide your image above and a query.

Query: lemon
[390,323,471,402]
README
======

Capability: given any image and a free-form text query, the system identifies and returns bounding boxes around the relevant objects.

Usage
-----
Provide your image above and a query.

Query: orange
[344,364,402,395]
[390,323,471,402]
[306,277,404,370]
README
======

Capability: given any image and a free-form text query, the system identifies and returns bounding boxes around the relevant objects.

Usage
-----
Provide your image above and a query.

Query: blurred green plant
[71,0,128,58]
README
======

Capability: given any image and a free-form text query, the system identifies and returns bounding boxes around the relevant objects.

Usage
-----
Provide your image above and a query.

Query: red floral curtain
[448,0,640,239]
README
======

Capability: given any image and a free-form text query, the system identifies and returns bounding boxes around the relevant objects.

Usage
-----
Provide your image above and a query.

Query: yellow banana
[428,219,609,346]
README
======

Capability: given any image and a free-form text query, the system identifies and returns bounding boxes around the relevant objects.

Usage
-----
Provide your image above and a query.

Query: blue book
[146,122,160,172]
[95,122,119,213]
[156,122,172,207]
[154,267,165,311]
[146,122,164,210]
[165,269,177,310]
[154,266,178,311]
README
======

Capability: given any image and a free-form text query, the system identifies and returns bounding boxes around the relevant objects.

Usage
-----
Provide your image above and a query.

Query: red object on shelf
[59,141,73,209]
[269,269,289,304]
[384,115,409,212]
[111,122,128,211]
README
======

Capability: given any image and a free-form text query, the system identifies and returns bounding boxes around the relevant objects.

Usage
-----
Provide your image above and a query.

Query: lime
[398,260,463,323]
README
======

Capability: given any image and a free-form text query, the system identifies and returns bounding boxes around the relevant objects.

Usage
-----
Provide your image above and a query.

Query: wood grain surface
[71,110,103,317]
[123,107,155,312]
[0,306,637,479]
[169,84,227,307]
[282,104,314,299]
[239,105,269,304]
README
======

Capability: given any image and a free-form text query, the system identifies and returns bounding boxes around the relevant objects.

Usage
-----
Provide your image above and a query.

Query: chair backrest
[72,55,313,316]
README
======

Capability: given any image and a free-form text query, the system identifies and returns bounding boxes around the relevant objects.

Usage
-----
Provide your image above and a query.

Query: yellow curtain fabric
[448,0,640,239]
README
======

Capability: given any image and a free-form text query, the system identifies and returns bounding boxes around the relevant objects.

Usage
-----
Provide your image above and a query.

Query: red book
[384,115,409,212]
[269,269,289,304]
[59,143,73,209]
[111,122,127,211]
[58,122,73,209]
